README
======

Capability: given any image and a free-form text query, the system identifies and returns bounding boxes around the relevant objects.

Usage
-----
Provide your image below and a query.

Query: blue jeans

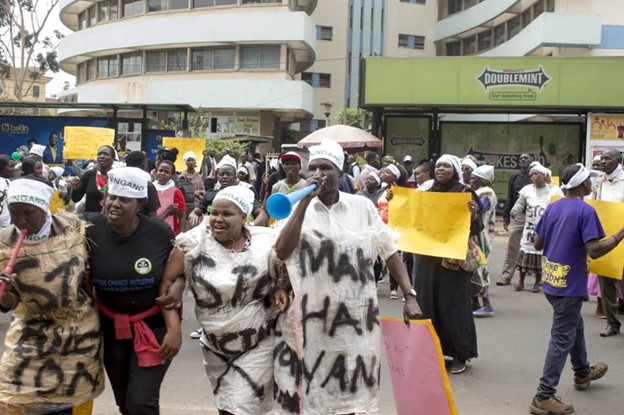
[537,295,591,399]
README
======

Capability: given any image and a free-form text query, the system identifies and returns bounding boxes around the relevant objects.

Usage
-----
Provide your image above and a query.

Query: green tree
[0,0,63,103]
[335,107,372,129]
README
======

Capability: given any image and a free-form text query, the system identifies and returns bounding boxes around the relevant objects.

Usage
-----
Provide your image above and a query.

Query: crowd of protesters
[0,139,622,415]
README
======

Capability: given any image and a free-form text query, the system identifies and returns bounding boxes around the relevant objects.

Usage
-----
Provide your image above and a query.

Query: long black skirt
[415,255,478,360]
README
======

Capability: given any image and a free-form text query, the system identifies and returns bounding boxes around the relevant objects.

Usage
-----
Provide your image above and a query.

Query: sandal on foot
[514,284,524,291]
[532,284,540,293]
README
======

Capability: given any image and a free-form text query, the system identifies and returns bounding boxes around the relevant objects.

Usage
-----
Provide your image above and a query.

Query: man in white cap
[273,139,421,415]
[188,154,267,228]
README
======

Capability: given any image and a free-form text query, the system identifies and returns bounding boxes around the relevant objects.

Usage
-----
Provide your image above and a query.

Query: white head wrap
[237,166,249,176]
[593,155,602,162]
[384,164,401,180]
[461,158,477,171]
[472,165,494,183]
[213,185,255,216]
[107,166,150,199]
[436,154,463,184]
[216,155,237,171]
[50,166,64,178]
[561,163,590,190]
[417,179,434,191]
[309,139,345,169]
[368,171,381,185]
[8,178,54,211]
[29,144,46,158]
[183,151,197,162]
[530,162,550,177]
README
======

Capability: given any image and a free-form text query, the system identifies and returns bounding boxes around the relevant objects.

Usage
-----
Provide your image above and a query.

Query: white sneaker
[189,328,202,339]
[390,290,398,300]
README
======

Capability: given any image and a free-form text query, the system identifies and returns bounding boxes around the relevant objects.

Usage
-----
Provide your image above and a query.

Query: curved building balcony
[435,0,520,42]
[66,77,314,118]
[480,13,602,56]
[58,10,316,73]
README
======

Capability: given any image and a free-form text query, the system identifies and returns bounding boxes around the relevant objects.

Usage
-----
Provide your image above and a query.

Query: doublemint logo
[477,66,550,90]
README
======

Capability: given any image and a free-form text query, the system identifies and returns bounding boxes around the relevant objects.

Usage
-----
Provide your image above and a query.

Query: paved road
[1,235,623,414]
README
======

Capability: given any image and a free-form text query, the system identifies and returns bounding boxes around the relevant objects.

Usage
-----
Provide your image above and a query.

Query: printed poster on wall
[588,114,624,141]
[385,117,430,163]
[440,122,581,202]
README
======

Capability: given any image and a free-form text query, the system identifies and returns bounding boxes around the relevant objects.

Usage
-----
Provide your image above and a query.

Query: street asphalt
[1,235,623,414]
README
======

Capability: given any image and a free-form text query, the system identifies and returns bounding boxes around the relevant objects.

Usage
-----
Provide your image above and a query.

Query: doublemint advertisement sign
[477,65,551,101]
[362,57,624,108]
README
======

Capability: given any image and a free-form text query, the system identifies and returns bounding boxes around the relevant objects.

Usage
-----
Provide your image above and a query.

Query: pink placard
[380,317,458,415]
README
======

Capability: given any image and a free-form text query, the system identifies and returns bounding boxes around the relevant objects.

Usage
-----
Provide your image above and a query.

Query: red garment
[96,298,163,367]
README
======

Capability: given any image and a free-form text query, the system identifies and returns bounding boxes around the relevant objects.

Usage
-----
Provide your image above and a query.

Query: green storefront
[359,56,624,201]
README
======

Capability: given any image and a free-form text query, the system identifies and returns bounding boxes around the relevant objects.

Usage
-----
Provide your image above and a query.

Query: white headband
[309,139,345,169]
[461,158,477,171]
[384,164,401,180]
[8,178,54,211]
[183,151,197,162]
[561,163,590,190]
[50,166,65,178]
[436,154,463,184]
[29,144,46,157]
[214,185,255,216]
[472,165,494,182]
[530,163,550,177]
[216,155,237,171]
[368,171,381,185]
[108,166,150,199]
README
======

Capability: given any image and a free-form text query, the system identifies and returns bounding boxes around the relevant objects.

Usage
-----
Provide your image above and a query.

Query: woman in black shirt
[70,145,115,213]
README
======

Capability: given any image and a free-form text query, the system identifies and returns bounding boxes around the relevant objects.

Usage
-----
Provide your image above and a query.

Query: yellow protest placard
[388,188,471,259]
[586,199,624,280]
[551,176,560,186]
[162,137,206,172]
[64,127,115,160]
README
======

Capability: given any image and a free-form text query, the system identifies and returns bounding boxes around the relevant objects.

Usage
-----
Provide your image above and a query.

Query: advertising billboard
[0,116,109,160]
[385,117,430,163]
[440,122,582,202]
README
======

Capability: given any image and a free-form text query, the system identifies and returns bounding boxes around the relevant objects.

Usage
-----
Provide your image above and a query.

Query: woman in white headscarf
[0,176,104,415]
[511,162,563,293]
[161,186,287,415]
[377,163,403,298]
[415,154,483,374]
[469,165,498,317]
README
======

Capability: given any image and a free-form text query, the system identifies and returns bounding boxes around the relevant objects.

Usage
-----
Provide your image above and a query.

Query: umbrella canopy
[297,125,383,149]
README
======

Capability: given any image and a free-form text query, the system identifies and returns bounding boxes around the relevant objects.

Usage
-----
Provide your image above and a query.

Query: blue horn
[266,184,317,219]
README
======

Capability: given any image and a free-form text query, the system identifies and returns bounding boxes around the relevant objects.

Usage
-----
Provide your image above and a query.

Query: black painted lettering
[329,302,362,337]
[321,354,347,392]
[350,355,378,393]
[301,294,330,347]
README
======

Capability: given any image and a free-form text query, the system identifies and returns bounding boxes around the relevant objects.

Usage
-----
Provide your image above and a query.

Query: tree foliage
[336,107,372,129]
[0,0,63,102]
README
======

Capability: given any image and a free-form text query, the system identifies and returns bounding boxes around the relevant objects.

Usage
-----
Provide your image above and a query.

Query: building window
[462,36,476,55]
[494,23,505,46]
[241,0,281,3]
[191,46,235,70]
[168,49,187,71]
[522,8,532,28]
[447,0,461,14]
[32,86,40,98]
[98,0,118,22]
[194,0,236,7]
[546,0,555,12]
[446,40,461,56]
[121,52,142,75]
[149,0,188,12]
[240,45,280,69]
[508,15,521,39]
[146,51,167,72]
[464,0,479,8]
[300,119,327,132]
[77,63,86,84]
[86,60,96,80]
[316,26,333,41]
[79,11,87,29]
[398,34,425,50]
[534,0,545,17]
[123,0,143,17]
[301,72,331,88]
[478,30,491,51]
[400,0,426,3]
[98,56,118,77]
[87,6,97,26]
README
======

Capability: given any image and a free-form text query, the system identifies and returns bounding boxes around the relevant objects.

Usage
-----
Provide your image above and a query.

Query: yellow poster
[388,188,471,259]
[586,199,624,280]
[162,137,206,172]
[64,127,115,160]
[589,114,624,141]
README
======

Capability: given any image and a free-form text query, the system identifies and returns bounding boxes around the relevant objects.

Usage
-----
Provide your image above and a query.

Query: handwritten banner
[586,199,624,280]
[162,137,206,172]
[381,318,458,415]
[63,127,115,160]
[388,188,470,259]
